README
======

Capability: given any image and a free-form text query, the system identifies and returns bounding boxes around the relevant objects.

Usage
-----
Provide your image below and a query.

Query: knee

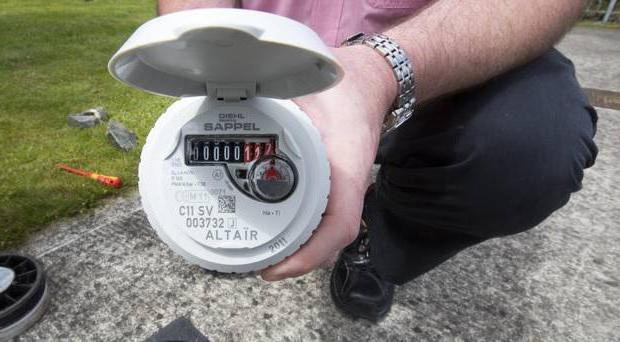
[461,104,598,237]
[377,51,598,239]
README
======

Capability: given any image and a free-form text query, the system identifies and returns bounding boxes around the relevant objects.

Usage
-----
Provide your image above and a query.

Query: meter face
[152,101,308,254]
[139,97,329,272]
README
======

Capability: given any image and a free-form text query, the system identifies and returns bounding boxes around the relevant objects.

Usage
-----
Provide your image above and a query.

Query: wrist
[333,45,398,131]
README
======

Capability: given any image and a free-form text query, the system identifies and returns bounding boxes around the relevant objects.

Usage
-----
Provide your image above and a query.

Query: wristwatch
[342,32,416,134]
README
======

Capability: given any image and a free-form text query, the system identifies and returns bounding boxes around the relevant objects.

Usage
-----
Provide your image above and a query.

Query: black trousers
[369,49,598,285]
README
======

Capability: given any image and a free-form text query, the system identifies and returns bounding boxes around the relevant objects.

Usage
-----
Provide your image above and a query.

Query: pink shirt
[240,0,428,47]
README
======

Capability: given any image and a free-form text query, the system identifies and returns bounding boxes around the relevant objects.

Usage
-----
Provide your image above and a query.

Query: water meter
[108,9,343,272]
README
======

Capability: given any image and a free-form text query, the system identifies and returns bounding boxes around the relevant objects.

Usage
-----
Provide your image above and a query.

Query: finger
[260,213,357,281]
[260,157,366,281]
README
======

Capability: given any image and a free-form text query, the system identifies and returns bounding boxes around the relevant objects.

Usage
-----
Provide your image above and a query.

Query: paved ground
[13,27,620,341]
[558,27,620,92]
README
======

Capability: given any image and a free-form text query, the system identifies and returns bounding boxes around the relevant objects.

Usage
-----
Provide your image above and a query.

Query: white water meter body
[108,9,342,272]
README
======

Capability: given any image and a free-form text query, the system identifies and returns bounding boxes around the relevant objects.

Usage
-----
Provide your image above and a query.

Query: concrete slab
[13,28,620,341]
[557,27,620,92]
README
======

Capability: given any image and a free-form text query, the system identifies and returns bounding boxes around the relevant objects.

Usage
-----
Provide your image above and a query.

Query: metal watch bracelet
[342,32,416,134]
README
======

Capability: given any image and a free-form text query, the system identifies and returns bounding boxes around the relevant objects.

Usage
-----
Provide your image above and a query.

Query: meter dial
[248,155,297,202]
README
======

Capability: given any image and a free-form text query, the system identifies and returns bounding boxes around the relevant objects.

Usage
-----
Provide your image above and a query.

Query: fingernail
[260,274,277,282]
[260,269,280,282]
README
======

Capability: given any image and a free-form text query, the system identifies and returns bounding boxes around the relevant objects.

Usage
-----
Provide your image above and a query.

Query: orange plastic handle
[57,164,123,189]
[91,173,123,188]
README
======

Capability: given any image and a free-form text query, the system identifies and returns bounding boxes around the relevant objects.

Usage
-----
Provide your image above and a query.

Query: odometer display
[185,135,276,165]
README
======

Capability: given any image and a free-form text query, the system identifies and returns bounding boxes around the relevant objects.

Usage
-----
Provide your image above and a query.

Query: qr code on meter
[218,195,236,213]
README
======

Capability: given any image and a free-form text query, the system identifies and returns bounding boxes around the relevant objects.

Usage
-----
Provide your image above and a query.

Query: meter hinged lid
[108,9,344,100]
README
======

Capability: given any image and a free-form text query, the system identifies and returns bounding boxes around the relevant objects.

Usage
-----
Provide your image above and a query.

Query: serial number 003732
[186,217,225,228]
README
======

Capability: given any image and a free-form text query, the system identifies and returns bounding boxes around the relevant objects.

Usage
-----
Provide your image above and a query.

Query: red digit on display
[264,140,275,156]
[254,143,264,160]
[244,143,255,162]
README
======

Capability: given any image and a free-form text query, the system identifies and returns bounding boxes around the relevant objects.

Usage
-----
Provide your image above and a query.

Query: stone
[67,107,108,128]
[67,114,98,128]
[106,120,137,151]
[89,107,108,121]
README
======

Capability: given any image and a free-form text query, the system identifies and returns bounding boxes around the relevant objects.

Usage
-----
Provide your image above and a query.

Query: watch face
[399,107,414,123]
[394,113,409,128]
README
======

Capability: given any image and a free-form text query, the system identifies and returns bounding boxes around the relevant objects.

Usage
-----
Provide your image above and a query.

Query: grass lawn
[0,0,172,249]
[578,20,620,29]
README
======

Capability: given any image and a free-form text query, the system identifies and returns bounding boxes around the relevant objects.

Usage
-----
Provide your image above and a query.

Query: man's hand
[260,46,396,281]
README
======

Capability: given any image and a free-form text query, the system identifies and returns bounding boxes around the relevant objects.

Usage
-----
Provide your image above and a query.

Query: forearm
[384,0,587,103]
[157,0,235,15]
